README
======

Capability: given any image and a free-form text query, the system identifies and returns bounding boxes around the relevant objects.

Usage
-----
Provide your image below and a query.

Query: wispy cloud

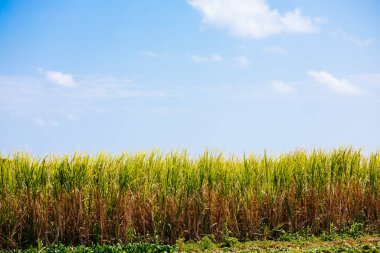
[272,80,296,94]
[188,0,320,38]
[39,69,76,88]
[308,71,362,95]
[190,54,224,63]
[264,45,288,55]
[74,76,165,98]
[0,74,169,119]
[235,56,250,68]
[188,84,266,100]
[33,117,59,127]
[64,113,80,121]
[333,31,373,48]
[142,50,160,58]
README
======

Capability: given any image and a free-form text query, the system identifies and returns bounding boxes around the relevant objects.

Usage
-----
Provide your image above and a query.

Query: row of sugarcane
[0,147,379,248]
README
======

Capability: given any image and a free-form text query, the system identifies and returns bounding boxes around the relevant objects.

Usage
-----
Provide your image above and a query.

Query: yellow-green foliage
[0,148,379,249]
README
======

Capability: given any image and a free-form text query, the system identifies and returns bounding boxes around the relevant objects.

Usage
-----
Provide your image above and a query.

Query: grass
[0,147,379,249]
[177,234,380,252]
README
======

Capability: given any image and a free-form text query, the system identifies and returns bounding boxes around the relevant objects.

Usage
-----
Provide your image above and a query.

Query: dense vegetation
[0,148,379,249]
[2,242,175,253]
[2,234,380,252]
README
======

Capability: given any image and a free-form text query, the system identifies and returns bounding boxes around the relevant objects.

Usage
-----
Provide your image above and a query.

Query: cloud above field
[235,56,250,68]
[333,31,374,48]
[33,117,59,127]
[142,50,160,58]
[308,71,362,95]
[272,80,295,94]
[0,73,168,120]
[188,0,319,38]
[0,69,374,126]
[39,69,76,88]
[264,45,288,55]
[64,113,80,122]
[190,54,224,63]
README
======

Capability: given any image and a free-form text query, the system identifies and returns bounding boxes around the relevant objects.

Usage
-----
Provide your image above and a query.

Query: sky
[0,0,380,156]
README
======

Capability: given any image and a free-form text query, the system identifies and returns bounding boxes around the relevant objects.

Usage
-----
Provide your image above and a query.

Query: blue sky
[1,0,379,155]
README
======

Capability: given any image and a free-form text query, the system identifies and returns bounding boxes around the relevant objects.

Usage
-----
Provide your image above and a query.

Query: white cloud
[235,56,250,67]
[333,32,373,48]
[264,45,288,55]
[0,74,168,118]
[272,80,295,94]
[190,54,224,63]
[33,117,59,127]
[346,35,373,48]
[75,77,166,98]
[39,69,76,87]
[188,0,319,38]
[142,50,160,58]
[308,71,362,95]
[64,113,80,121]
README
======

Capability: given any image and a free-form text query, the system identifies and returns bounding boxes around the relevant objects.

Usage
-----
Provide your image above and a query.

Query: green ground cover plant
[1,234,380,252]
[0,147,379,249]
